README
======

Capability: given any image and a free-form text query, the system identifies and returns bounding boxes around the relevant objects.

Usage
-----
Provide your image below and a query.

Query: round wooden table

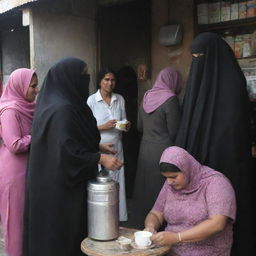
[81,227,171,256]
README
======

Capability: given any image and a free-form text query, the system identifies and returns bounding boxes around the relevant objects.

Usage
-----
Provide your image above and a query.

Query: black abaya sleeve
[51,105,100,185]
[29,104,100,188]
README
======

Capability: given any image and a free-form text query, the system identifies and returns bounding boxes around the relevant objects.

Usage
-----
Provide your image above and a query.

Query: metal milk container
[87,171,119,240]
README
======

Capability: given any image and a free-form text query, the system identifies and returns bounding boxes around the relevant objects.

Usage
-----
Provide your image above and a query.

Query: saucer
[131,241,155,250]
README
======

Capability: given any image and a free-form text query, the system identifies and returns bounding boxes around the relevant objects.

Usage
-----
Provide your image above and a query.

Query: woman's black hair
[160,162,181,173]
[97,67,117,89]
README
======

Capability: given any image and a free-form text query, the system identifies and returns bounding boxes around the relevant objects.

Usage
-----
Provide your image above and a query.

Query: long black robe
[175,32,255,255]
[23,57,101,256]
[116,66,140,198]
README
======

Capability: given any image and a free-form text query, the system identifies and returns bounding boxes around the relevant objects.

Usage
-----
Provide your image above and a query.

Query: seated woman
[144,146,236,256]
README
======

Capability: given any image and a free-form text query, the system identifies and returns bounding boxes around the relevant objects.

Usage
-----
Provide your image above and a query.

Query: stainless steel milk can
[87,171,119,240]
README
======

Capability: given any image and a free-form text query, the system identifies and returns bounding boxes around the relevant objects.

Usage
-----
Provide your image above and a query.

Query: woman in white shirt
[87,68,129,221]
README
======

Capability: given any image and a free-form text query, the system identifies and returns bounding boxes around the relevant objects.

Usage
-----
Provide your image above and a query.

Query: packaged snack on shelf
[247,0,256,17]
[209,1,221,23]
[221,1,231,21]
[197,2,209,24]
[242,34,252,57]
[251,31,256,56]
[239,1,247,19]
[231,0,239,20]
[234,34,244,58]
[242,68,256,100]
[224,35,235,52]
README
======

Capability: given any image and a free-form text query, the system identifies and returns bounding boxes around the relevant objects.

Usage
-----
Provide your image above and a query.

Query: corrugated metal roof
[0,0,38,14]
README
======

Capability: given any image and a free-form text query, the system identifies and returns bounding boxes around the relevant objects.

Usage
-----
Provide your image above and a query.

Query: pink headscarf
[143,67,181,113]
[0,68,36,121]
[160,146,224,194]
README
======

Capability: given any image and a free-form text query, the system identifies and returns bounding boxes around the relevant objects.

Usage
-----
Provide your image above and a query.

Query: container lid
[97,174,112,183]
[87,170,118,191]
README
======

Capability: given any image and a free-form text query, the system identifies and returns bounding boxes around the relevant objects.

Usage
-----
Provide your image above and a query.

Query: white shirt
[87,90,128,221]
[87,90,127,145]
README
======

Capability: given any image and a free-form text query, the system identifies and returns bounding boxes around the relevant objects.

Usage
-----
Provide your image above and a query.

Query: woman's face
[161,171,187,190]
[26,75,39,102]
[100,73,116,93]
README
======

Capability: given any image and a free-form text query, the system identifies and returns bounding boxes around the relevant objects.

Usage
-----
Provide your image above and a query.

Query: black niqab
[176,33,255,255]
[23,57,100,256]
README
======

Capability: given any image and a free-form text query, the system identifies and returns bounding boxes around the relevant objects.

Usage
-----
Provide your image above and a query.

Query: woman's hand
[98,120,116,131]
[99,143,117,154]
[144,210,164,235]
[144,226,157,234]
[99,154,123,171]
[151,231,178,246]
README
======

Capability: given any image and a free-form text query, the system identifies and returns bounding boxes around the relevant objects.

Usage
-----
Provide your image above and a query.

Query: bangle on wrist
[177,232,182,243]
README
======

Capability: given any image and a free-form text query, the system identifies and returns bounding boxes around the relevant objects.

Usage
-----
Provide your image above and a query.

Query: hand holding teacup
[125,121,131,131]
[150,231,178,246]
[104,120,117,130]
[134,231,152,248]
[115,120,130,132]
[144,226,157,234]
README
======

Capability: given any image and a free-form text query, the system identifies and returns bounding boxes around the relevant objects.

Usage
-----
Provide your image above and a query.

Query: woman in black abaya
[23,57,123,256]
[176,32,255,255]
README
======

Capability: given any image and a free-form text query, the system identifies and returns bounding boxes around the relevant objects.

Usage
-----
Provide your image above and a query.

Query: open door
[98,0,151,198]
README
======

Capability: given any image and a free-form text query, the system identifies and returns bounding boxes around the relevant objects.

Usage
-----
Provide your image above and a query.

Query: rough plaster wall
[30,8,97,92]
[168,0,194,99]
[151,0,194,100]
[151,0,169,82]
[1,27,30,84]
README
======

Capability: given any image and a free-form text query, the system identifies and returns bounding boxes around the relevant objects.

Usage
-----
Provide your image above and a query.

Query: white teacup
[134,231,152,248]
[115,120,129,131]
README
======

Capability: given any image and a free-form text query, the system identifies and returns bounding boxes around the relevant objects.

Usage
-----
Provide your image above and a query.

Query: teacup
[115,120,129,131]
[134,231,152,248]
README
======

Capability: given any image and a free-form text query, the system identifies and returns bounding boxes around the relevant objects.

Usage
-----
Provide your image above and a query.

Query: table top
[81,227,171,256]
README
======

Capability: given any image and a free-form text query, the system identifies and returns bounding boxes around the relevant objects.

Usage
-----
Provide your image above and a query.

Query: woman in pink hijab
[131,67,182,229]
[145,146,236,256]
[0,68,38,256]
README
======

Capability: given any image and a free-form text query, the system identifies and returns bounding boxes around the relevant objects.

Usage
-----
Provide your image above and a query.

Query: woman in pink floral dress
[145,146,236,256]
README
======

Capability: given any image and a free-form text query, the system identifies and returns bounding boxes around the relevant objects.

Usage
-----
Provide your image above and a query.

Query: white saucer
[131,241,155,250]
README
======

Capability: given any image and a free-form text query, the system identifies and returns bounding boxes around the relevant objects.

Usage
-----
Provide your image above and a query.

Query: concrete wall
[29,6,97,92]
[1,27,30,84]
[151,0,194,98]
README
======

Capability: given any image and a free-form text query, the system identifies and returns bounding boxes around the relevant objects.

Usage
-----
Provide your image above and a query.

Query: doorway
[98,0,151,198]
